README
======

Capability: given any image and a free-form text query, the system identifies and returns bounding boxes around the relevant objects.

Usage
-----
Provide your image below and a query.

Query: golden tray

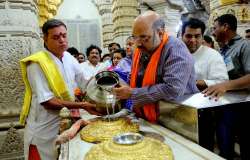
[84,136,174,160]
[80,118,139,143]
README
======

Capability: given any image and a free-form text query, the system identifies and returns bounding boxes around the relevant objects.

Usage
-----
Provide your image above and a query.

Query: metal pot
[85,71,125,111]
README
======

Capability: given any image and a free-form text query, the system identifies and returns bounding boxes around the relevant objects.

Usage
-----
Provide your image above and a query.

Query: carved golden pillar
[209,0,250,36]
[112,0,139,46]
[38,0,63,27]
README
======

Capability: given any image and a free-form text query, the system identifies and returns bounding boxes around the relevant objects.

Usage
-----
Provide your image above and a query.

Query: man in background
[203,14,250,160]
[181,18,228,151]
[245,29,250,40]
[113,11,198,123]
[80,44,107,80]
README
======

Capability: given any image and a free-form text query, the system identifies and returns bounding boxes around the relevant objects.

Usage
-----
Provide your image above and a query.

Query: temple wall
[0,0,41,120]
[209,0,250,36]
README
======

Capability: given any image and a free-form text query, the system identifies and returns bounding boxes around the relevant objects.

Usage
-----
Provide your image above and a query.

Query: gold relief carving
[80,118,139,143]
[219,0,240,5]
[85,137,173,160]
[209,4,250,27]
[38,0,63,27]
[239,6,250,22]
[38,0,49,27]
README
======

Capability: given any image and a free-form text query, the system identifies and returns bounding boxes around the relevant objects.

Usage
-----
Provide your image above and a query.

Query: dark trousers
[198,110,215,151]
[216,104,250,160]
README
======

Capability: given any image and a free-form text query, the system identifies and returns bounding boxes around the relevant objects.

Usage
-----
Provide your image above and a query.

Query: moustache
[91,55,99,59]
[137,46,145,50]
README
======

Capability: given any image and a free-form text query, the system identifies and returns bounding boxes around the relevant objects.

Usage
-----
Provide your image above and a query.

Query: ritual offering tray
[80,118,139,143]
[84,133,174,160]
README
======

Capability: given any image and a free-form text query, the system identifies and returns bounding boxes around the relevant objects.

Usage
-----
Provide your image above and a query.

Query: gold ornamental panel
[209,4,250,28]
[170,107,198,125]
[219,0,240,6]
[84,137,174,160]
[38,0,63,27]
[80,118,139,143]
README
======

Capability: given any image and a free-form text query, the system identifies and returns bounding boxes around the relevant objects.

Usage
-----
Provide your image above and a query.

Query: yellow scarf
[19,51,73,125]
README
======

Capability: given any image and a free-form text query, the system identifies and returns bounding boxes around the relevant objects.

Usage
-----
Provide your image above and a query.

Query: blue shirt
[220,35,250,80]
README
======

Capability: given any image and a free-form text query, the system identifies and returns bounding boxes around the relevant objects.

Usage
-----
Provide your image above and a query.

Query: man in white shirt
[182,18,228,91]
[80,45,108,80]
[20,19,99,160]
[181,18,228,152]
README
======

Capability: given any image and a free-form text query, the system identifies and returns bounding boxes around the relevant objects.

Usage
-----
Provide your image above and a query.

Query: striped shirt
[131,36,198,106]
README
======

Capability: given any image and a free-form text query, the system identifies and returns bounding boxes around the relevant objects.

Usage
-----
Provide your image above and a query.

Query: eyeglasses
[132,35,152,42]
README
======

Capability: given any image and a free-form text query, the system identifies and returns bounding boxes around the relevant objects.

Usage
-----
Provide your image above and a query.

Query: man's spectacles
[132,35,151,42]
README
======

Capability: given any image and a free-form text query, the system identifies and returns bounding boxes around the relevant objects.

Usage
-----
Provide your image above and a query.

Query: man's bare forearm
[41,97,84,110]
[227,74,250,91]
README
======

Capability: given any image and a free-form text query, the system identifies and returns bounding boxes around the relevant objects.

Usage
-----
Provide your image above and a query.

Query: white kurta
[79,61,109,80]
[24,50,87,160]
[193,45,229,86]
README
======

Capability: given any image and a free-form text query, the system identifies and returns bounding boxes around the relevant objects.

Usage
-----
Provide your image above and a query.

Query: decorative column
[112,0,139,47]
[93,0,114,50]
[149,2,182,36]
[209,0,250,36]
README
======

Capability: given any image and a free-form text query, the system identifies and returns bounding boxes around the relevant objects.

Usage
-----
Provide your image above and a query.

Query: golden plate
[80,118,139,143]
[84,136,174,160]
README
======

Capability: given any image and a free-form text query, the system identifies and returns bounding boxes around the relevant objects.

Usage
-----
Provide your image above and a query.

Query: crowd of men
[19,10,250,160]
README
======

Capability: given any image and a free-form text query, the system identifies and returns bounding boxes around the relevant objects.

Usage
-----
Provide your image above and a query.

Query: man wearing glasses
[113,11,198,123]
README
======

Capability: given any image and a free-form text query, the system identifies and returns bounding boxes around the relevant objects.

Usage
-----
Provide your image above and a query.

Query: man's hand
[80,101,102,116]
[202,82,229,100]
[196,80,208,91]
[113,85,133,99]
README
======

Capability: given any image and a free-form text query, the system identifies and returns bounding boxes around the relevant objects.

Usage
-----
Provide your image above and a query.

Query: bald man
[113,11,198,123]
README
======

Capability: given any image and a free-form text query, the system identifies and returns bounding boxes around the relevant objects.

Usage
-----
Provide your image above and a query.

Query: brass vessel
[85,71,125,114]
[86,71,120,106]
[80,118,139,143]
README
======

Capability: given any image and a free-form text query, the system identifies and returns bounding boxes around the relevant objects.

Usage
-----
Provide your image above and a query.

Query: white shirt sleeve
[71,58,89,91]
[204,51,229,86]
[27,63,54,104]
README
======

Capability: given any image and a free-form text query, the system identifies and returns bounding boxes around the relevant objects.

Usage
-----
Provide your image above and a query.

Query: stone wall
[0,0,41,123]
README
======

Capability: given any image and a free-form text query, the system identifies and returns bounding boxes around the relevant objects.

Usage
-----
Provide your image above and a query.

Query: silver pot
[85,71,125,111]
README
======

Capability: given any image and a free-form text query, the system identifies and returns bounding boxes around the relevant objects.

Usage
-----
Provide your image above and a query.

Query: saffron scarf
[130,33,168,123]
[19,51,73,125]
